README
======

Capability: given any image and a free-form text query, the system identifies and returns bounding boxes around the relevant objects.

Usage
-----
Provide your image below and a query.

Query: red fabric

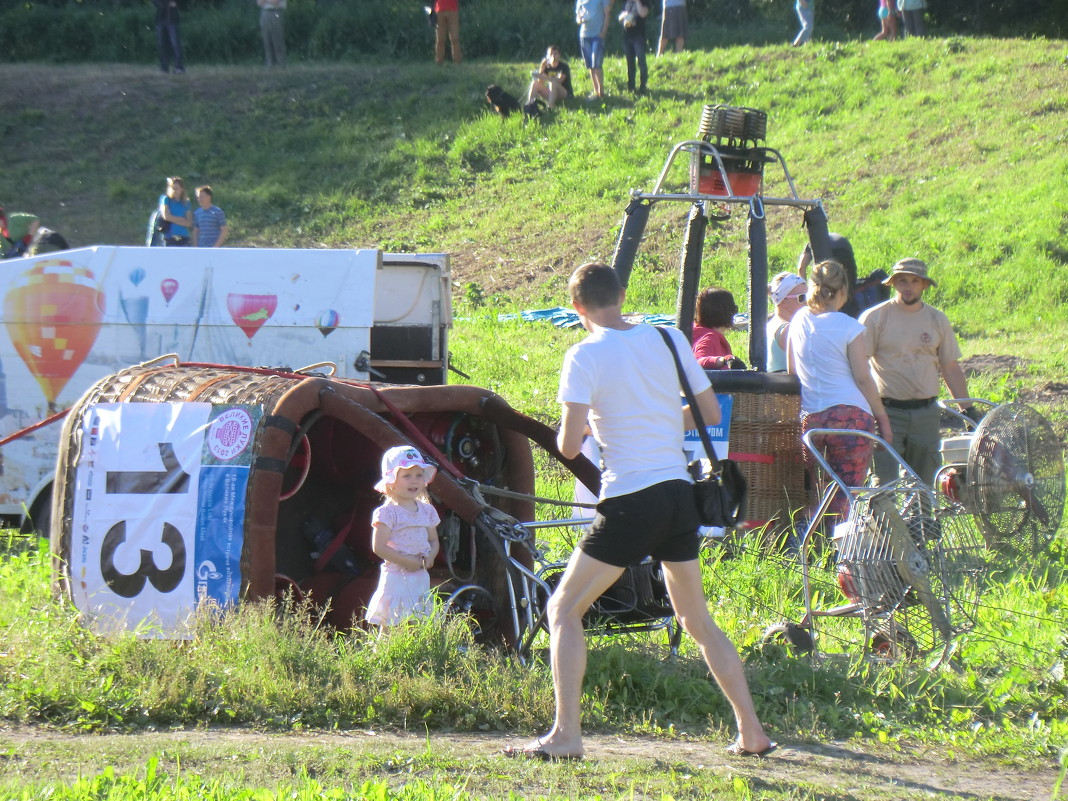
[434,0,459,11]
[801,404,876,521]
[691,324,733,369]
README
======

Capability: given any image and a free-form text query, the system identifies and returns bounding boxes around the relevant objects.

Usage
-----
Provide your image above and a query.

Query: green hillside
[3,38,1066,393]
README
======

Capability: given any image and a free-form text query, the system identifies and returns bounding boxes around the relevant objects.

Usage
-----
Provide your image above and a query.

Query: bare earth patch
[0,727,1061,800]
[960,354,1068,441]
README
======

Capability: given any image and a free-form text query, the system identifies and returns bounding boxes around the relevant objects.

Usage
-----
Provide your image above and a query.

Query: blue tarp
[499,308,678,329]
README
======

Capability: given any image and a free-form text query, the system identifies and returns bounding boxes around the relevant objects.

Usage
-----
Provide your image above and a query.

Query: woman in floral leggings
[787,261,891,522]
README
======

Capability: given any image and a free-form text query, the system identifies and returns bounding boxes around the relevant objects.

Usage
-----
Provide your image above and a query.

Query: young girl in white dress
[364,446,441,630]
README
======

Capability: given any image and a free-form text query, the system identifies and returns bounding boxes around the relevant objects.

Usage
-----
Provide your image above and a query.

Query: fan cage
[833,483,988,655]
[965,402,1066,558]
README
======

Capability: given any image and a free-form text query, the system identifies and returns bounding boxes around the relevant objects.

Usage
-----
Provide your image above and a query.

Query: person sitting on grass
[526,45,573,109]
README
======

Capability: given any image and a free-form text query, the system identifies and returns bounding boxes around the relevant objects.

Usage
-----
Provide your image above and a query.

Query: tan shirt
[860,300,962,400]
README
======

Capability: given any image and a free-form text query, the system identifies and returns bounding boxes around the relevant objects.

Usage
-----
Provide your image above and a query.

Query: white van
[0,246,452,532]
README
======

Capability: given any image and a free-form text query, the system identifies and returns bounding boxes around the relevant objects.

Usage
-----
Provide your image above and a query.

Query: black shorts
[579,479,701,567]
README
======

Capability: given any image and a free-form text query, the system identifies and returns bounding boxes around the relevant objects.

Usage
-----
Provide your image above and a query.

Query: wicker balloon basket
[708,372,808,535]
[50,360,599,642]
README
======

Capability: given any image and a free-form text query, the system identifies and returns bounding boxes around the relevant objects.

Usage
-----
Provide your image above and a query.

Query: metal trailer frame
[609,130,832,372]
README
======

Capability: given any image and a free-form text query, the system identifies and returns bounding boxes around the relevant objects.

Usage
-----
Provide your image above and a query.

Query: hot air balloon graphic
[316,309,340,337]
[227,293,277,340]
[161,278,179,304]
[3,260,105,407]
[129,267,146,288]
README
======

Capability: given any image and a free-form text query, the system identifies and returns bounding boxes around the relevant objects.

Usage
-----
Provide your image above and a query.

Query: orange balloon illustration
[3,259,105,404]
[227,293,277,340]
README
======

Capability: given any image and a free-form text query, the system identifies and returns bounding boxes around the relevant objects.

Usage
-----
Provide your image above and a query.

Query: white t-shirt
[859,300,963,400]
[787,307,870,415]
[558,324,710,499]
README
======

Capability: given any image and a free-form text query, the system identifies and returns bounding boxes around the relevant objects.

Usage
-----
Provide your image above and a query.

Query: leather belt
[882,397,936,410]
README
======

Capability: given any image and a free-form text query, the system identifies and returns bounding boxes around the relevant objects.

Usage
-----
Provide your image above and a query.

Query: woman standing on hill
[873,0,899,40]
[158,177,192,247]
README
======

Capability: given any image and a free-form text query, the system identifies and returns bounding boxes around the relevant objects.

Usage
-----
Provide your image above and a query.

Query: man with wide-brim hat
[859,258,977,485]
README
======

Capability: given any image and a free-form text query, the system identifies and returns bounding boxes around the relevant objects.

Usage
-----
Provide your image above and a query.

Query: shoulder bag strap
[655,326,722,474]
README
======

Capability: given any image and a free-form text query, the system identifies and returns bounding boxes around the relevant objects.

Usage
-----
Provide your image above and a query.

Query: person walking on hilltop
[257,0,287,68]
[153,0,185,74]
[657,0,687,55]
[618,0,650,93]
[434,0,462,64]
[576,0,613,99]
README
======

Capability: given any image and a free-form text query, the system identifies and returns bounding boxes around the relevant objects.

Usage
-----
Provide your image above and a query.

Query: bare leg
[661,559,773,754]
[547,81,561,107]
[535,549,624,758]
[591,67,604,97]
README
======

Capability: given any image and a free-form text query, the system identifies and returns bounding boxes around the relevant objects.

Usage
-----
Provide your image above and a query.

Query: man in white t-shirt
[860,259,976,485]
[503,262,774,762]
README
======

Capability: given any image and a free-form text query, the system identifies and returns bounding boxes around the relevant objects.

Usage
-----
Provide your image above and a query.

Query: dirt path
[1,727,1061,800]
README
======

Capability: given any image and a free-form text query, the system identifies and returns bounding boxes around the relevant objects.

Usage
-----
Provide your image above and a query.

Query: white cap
[374,445,437,493]
[769,272,806,306]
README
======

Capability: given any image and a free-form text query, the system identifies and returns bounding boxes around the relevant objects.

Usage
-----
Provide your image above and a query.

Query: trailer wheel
[871,625,918,660]
[443,584,499,644]
[762,621,814,653]
[21,487,52,539]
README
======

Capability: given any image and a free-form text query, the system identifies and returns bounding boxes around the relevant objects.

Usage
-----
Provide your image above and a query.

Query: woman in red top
[692,287,743,370]
[434,0,462,64]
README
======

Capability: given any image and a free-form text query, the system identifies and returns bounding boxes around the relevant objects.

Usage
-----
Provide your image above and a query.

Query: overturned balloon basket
[52,357,697,657]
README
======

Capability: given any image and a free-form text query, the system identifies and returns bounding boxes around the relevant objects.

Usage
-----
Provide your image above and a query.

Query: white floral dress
[364,499,441,626]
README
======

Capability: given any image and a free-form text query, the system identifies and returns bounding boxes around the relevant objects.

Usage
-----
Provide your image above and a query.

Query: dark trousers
[623,36,648,90]
[157,20,184,72]
[901,9,925,36]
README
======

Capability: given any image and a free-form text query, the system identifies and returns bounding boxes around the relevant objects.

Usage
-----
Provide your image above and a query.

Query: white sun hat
[374,445,437,493]
[769,272,807,306]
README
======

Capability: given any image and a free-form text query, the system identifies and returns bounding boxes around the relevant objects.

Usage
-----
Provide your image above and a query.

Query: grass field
[2,35,1067,800]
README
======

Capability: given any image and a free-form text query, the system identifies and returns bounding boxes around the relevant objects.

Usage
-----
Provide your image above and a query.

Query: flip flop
[501,741,584,762]
[726,741,778,758]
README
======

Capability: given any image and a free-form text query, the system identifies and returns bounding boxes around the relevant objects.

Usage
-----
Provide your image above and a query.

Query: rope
[0,407,71,447]
[367,385,467,482]
[475,483,597,509]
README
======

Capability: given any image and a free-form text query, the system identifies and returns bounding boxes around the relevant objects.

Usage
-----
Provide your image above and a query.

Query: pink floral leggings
[802,404,876,521]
